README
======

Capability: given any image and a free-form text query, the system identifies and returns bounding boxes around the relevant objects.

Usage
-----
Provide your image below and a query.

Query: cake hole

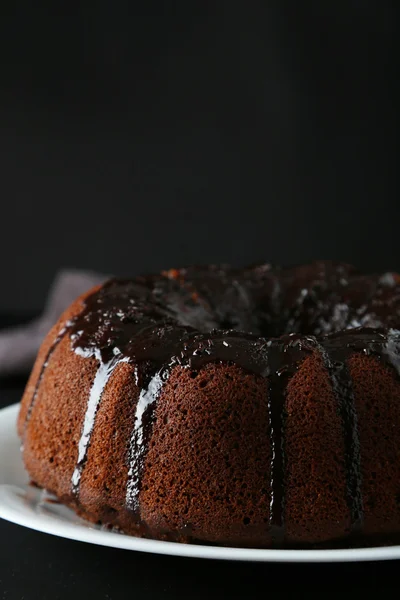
[243,517,250,525]
[199,380,209,388]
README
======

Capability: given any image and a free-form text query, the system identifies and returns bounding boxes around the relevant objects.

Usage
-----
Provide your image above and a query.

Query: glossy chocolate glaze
[316,341,363,533]
[23,262,400,544]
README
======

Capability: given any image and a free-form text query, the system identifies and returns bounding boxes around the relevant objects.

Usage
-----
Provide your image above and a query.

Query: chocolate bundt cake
[17,261,400,548]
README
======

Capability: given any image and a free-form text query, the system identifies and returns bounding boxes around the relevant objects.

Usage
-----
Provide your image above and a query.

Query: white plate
[1,403,400,562]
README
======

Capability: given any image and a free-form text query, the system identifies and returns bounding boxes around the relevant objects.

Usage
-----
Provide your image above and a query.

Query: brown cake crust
[349,355,400,537]
[284,354,350,544]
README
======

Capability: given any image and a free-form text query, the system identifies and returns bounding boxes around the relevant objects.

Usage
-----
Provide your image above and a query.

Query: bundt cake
[17,261,400,548]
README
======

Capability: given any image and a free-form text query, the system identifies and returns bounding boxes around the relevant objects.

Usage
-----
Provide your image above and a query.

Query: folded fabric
[0,269,107,377]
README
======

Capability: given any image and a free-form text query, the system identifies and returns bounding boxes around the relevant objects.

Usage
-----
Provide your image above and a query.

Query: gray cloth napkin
[0,269,107,377]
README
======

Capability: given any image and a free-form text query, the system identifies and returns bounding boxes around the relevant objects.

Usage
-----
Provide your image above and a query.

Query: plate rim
[1,402,400,562]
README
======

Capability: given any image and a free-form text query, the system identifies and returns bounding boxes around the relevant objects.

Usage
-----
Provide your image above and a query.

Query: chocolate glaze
[23,262,400,543]
[316,340,363,532]
[70,349,127,495]
[264,335,316,544]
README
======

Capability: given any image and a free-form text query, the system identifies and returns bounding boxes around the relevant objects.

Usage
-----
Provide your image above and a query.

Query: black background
[0,1,397,312]
[0,3,398,597]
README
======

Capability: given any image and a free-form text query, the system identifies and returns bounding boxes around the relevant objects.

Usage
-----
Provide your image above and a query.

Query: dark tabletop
[0,316,398,599]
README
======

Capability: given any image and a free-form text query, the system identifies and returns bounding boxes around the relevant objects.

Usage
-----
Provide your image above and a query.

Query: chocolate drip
[70,349,126,495]
[263,336,317,545]
[126,368,166,512]
[316,340,363,532]
[267,372,286,544]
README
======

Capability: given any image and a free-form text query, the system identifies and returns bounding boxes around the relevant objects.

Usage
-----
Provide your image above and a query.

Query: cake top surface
[66,261,400,377]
